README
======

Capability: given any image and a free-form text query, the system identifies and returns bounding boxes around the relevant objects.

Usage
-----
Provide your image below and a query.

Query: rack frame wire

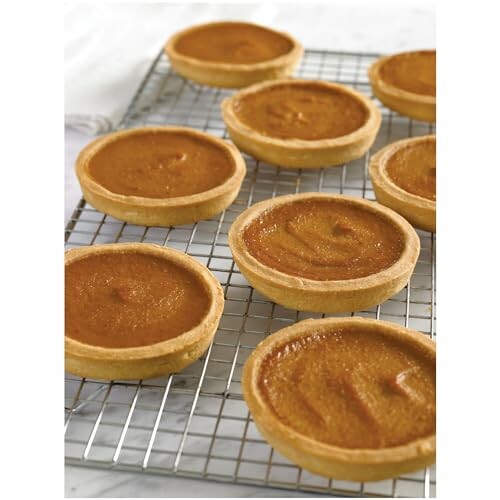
[65,48,436,498]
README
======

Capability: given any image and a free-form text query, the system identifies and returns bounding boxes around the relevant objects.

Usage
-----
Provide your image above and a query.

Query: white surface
[65,465,318,497]
[65,2,435,497]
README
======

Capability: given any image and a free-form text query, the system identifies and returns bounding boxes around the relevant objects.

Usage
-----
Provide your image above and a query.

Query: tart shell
[369,135,436,232]
[75,126,246,227]
[228,193,420,313]
[369,51,436,123]
[65,243,224,380]
[242,316,436,481]
[221,79,381,168]
[164,21,303,89]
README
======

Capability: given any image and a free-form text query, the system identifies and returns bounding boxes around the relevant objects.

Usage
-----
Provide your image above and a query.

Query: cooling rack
[65,48,436,498]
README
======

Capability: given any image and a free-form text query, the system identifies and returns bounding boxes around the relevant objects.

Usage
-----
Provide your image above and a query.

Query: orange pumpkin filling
[233,83,368,141]
[87,130,235,199]
[65,251,210,348]
[259,325,436,449]
[385,138,436,201]
[174,22,293,64]
[243,199,404,281]
[379,50,436,97]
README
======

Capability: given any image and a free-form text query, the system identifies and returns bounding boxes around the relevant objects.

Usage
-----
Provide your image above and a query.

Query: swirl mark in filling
[258,327,435,449]
[243,199,404,281]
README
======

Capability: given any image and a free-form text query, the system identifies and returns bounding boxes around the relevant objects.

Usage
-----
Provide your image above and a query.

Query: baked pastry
[65,243,224,380]
[243,316,436,481]
[369,50,436,122]
[228,193,419,312]
[221,79,381,168]
[369,135,436,232]
[75,126,246,226]
[164,21,303,88]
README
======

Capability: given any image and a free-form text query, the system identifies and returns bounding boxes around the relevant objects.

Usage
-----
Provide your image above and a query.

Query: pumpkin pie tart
[65,243,224,380]
[369,50,436,122]
[229,193,419,312]
[370,135,436,232]
[221,79,381,168]
[243,316,436,481]
[76,126,246,227]
[164,21,303,88]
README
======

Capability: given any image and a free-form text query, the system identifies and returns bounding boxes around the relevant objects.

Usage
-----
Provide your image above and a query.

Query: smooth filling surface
[258,326,436,449]
[233,84,368,140]
[87,131,235,198]
[65,252,211,348]
[380,50,436,96]
[174,22,293,63]
[386,139,436,201]
[242,199,404,281]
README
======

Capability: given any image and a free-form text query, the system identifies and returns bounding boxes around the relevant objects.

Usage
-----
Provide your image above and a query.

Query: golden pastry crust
[369,50,436,122]
[164,21,303,88]
[75,126,246,227]
[369,135,436,232]
[243,316,436,481]
[221,79,381,168]
[65,243,224,380]
[228,193,420,313]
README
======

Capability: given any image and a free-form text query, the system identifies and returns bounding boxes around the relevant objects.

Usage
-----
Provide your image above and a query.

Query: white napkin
[64,3,279,135]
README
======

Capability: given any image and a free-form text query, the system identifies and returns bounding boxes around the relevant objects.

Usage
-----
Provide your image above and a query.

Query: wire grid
[65,49,436,498]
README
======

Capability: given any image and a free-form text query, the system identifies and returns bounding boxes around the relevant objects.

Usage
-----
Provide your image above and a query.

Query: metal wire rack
[65,48,436,498]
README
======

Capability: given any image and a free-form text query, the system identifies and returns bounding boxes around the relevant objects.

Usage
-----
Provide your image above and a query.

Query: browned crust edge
[368,50,436,123]
[164,21,304,88]
[242,316,436,481]
[75,126,246,227]
[221,79,381,168]
[369,135,436,232]
[65,243,224,380]
[228,193,420,313]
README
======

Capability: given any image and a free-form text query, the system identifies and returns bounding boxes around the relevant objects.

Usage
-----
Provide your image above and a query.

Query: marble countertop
[65,3,435,497]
